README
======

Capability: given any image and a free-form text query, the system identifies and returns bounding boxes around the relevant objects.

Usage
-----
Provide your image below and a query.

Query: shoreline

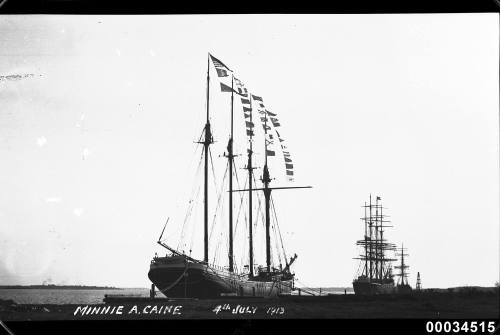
[0,285,122,290]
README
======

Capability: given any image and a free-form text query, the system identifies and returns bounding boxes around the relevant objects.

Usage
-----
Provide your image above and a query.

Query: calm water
[0,287,352,304]
[0,288,150,305]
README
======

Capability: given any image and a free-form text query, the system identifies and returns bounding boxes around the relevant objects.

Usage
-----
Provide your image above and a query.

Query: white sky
[0,14,498,288]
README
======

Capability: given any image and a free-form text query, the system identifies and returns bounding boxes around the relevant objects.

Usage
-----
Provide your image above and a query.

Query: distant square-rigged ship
[148,54,311,298]
[353,195,397,295]
[394,244,412,294]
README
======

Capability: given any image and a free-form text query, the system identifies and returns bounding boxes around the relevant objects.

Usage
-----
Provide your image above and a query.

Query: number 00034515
[425,321,496,333]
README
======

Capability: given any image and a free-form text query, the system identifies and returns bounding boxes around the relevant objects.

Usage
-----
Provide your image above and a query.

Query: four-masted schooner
[148,54,310,298]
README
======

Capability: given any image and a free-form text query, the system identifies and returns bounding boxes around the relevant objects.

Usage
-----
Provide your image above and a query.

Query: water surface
[0,288,150,304]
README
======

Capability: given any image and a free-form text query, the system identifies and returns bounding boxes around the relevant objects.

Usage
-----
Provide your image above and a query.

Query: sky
[0,14,498,289]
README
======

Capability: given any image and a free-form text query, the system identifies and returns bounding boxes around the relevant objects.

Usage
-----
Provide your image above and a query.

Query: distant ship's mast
[364,202,368,278]
[395,244,410,286]
[379,206,385,280]
[369,195,373,280]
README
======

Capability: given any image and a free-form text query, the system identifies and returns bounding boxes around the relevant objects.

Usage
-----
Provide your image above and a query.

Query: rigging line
[295,279,323,294]
[239,176,250,268]
[233,176,249,270]
[212,228,222,265]
[252,174,268,264]
[209,161,229,241]
[223,202,230,268]
[209,167,228,240]
[270,196,288,263]
[177,159,203,250]
[209,146,229,266]
[271,213,282,267]
[182,127,205,200]
[209,147,219,197]
[239,215,249,270]
[256,200,268,262]
[355,258,363,278]
[197,127,206,144]
[184,170,202,230]
[188,185,202,254]
[178,144,204,241]
[212,168,229,265]
[216,209,228,267]
[179,127,204,195]
[252,185,263,264]
[252,174,267,228]
[180,177,201,253]
[213,176,226,266]
[209,166,229,239]
[255,197,267,262]
[232,171,248,242]
[211,175,228,266]
[212,234,219,265]
[184,127,203,178]
[178,180,201,249]
[294,280,321,296]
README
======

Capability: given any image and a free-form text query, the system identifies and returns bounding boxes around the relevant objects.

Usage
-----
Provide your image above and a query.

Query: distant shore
[0,285,122,290]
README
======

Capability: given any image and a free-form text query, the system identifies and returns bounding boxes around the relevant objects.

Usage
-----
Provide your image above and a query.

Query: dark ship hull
[352,277,395,295]
[149,255,294,298]
[396,284,413,294]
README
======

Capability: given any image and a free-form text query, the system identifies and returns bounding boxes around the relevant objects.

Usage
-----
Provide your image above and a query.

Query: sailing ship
[148,54,310,298]
[353,195,397,295]
[394,244,412,294]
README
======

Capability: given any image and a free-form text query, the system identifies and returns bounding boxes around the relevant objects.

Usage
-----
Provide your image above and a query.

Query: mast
[368,194,373,281]
[375,197,380,280]
[247,95,254,277]
[227,74,235,272]
[379,206,384,280]
[400,243,406,285]
[364,202,368,276]
[263,111,272,272]
[395,243,410,286]
[401,245,405,284]
[203,54,213,263]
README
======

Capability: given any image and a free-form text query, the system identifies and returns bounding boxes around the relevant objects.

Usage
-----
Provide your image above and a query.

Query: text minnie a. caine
[74,305,183,316]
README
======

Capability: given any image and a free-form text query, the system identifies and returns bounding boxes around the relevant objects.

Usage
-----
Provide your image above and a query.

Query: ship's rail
[206,263,251,279]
